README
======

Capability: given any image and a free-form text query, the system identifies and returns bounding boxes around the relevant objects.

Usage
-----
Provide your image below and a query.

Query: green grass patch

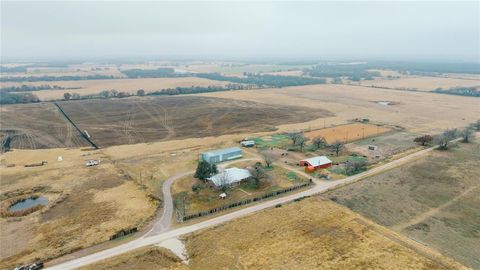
[286,172,298,180]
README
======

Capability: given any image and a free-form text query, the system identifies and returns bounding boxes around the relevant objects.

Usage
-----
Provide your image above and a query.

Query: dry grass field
[79,246,187,270]
[83,197,463,270]
[57,96,332,147]
[325,141,480,269]
[198,83,480,134]
[0,147,156,269]
[0,103,88,149]
[183,196,463,269]
[358,76,480,91]
[304,123,391,143]
[2,77,230,100]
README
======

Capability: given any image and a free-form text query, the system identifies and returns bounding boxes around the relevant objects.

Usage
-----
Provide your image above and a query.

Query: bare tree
[248,162,266,188]
[331,141,344,156]
[313,137,327,149]
[287,132,302,145]
[295,134,309,151]
[435,128,458,150]
[217,170,230,192]
[460,127,475,143]
[261,151,274,168]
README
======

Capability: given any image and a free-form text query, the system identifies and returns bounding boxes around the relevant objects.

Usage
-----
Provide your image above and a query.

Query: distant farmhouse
[300,156,332,172]
[208,167,251,188]
[200,147,243,164]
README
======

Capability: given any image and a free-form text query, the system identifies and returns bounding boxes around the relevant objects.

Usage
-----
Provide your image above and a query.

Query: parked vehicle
[85,159,100,167]
[13,261,43,270]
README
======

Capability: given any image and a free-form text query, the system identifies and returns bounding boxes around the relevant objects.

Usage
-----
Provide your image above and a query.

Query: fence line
[177,180,313,222]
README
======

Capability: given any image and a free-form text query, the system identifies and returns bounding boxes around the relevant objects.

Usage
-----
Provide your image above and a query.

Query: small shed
[200,147,243,164]
[299,156,332,171]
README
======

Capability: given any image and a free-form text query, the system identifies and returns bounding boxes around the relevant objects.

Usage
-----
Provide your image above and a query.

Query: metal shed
[200,147,243,164]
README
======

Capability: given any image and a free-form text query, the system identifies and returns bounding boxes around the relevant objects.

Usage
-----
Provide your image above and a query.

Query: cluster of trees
[248,162,267,188]
[0,92,40,104]
[0,74,117,82]
[286,131,344,156]
[1,84,67,92]
[304,65,380,81]
[433,87,480,97]
[121,68,186,78]
[416,122,477,150]
[345,159,368,175]
[196,73,326,87]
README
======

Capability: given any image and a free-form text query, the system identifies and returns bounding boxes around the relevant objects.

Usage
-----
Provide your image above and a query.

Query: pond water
[9,196,48,212]
[377,101,392,106]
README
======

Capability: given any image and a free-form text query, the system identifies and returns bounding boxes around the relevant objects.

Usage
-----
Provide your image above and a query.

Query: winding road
[143,158,262,236]
[46,144,443,270]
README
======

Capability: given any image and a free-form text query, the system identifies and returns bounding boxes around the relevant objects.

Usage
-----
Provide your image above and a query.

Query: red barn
[300,156,332,172]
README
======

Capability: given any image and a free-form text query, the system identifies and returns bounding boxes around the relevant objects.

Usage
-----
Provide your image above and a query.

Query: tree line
[195,73,326,87]
[0,92,40,104]
[0,74,117,82]
[0,84,74,92]
[304,64,381,81]
[432,87,480,97]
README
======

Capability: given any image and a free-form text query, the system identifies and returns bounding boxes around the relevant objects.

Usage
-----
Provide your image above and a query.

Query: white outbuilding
[207,167,251,188]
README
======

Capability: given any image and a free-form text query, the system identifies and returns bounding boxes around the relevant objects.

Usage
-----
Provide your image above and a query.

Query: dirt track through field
[392,185,480,231]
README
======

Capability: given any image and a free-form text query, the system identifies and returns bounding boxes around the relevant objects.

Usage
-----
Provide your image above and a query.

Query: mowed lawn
[325,141,480,269]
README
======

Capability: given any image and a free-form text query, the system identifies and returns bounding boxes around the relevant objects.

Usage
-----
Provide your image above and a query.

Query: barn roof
[301,156,332,167]
[208,167,251,187]
[203,147,242,157]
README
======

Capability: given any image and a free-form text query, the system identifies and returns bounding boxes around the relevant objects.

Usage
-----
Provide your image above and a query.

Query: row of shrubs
[179,180,313,222]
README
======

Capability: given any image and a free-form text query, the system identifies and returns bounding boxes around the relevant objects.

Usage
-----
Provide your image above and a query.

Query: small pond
[377,101,392,106]
[9,196,48,212]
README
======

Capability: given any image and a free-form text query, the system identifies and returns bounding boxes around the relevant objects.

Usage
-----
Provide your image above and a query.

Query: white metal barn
[208,167,251,188]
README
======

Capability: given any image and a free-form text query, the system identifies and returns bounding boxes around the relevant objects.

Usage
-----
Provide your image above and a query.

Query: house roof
[208,167,251,187]
[301,156,332,167]
[203,147,242,157]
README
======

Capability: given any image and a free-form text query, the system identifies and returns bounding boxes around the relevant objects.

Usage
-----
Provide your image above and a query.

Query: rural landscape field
[1,1,479,270]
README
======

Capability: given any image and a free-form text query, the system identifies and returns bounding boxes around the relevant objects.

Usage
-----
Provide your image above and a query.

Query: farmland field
[0,103,88,149]
[304,123,391,143]
[57,96,332,147]
[199,83,480,134]
[325,141,480,269]
[2,77,231,100]
[357,76,480,91]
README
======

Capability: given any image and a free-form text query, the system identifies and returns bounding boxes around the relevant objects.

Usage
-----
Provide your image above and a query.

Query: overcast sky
[1,1,479,62]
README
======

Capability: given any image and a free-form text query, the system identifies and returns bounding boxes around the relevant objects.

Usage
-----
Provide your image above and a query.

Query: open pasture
[198,83,480,134]
[0,147,156,269]
[304,123,391,143]
[58,96,332,147]
[325,142,480,269]
[358,76,480,91]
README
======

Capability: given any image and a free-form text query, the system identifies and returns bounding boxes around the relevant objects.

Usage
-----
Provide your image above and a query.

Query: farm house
[200,147,243,164]
[299,156,332,172]
[207,167,251,188]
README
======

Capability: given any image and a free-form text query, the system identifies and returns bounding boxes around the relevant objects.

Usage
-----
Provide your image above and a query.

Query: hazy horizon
[1,1,479,63]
